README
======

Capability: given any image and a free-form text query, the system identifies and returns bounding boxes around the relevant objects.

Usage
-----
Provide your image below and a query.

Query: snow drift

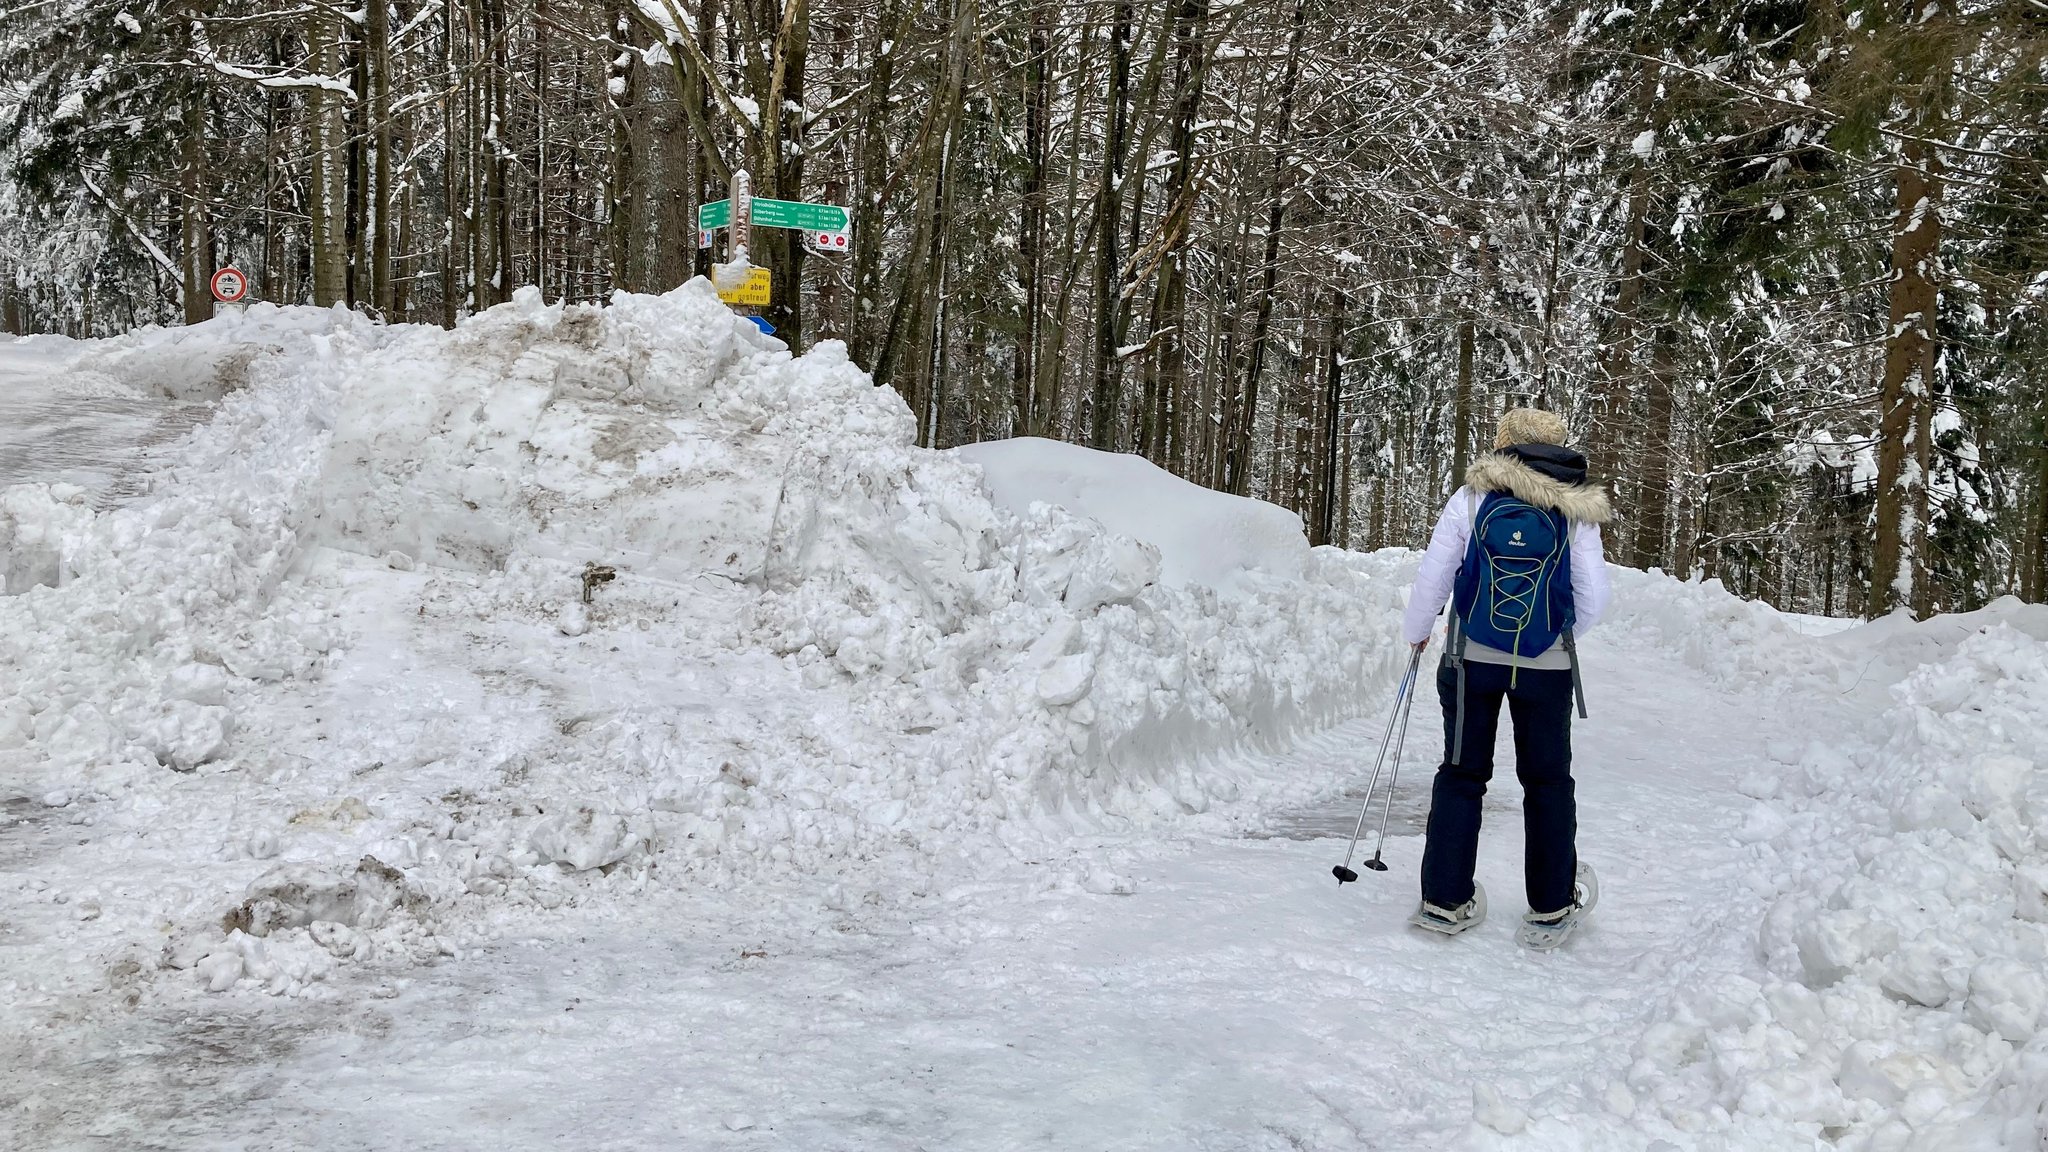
[955,436,1311,588]
[1476,581,2048,1151]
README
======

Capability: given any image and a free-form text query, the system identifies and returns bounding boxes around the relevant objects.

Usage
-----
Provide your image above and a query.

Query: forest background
[2,0,2044,619]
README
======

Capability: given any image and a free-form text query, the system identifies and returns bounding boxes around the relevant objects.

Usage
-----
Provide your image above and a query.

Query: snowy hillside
[4,290,2047,1151]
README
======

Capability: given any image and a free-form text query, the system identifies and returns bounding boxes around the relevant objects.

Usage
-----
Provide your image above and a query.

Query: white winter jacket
[1401,453,1614,664]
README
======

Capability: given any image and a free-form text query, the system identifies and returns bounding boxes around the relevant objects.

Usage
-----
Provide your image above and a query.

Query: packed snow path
[0,340,211,504]
[10,640,1796,1150]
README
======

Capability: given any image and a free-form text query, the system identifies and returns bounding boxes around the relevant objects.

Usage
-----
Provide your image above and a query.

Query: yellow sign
[716,267,772,306]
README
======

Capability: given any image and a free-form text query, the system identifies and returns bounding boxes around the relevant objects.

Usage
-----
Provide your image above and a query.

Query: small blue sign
[748,316,776,336]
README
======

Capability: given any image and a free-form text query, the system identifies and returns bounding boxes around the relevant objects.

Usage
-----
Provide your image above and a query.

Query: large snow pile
[1484,593,2048,1151]
[0,285,1402,1005]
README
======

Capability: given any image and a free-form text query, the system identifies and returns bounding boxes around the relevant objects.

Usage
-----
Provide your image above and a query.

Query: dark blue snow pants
[1418,660,1578,915]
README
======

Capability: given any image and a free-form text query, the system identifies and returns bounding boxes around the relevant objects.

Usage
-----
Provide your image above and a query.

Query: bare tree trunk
[1632,329,1675,570]
[261,34,285,304]
[1871,138,1942,618]
[1451,315,1474,479]
[1087,0,1134,450]
[1222,0,1306,494]
[532,1,550,300]
[1012,3,1050,437]
[1315,288,1346,546]
[311,13,349,308]
[1592,58,1660,476]
[1143,0,1207,466]
[2028,439,2048,603]
[366,0,393,314]
[180,78,211,324]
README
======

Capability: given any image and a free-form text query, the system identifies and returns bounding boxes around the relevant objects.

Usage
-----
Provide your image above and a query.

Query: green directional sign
[698,195,847,233]
[750,198,849,232]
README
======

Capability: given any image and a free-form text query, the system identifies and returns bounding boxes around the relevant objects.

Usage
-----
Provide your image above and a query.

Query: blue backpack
[1452,492,1574,659]
[1447,491,1588,763]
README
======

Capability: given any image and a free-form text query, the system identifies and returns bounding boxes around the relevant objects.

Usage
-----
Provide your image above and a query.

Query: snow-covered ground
[4,291,2046,1151]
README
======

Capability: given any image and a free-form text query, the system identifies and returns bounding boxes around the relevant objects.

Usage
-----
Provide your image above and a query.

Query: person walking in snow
[1400,408,1613,949]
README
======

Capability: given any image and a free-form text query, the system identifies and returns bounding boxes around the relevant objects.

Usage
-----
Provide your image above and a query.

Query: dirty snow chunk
[529,808,649,871]
[955,437,1309,588]
[2016,866,2048,923]
[225,856,417,937]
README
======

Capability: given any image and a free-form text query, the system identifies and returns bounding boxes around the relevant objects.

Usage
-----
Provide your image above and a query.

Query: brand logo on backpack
[1510,530,1525,546]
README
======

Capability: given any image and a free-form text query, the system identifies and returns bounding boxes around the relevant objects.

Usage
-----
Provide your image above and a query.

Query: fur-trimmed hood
[1465,449,1613,524]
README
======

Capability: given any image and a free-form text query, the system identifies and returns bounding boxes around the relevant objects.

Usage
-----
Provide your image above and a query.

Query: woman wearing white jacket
[1400,408,1613,949]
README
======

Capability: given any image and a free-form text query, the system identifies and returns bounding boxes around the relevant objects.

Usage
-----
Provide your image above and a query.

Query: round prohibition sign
[210,267,249,304]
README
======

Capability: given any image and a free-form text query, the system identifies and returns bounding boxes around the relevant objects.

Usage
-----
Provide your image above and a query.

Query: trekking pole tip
[1332,865,1358,884]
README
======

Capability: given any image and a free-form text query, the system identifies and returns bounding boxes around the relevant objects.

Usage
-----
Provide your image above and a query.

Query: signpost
[210,267,249,305]
[697,170,849,335]
[728,170,751,259]
[715,267,772,306]
[697,187,849,246]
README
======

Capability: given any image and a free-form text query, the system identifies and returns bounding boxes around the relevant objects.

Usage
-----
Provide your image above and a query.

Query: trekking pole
[1361,655,1424,873]
[1333,647,1424,884]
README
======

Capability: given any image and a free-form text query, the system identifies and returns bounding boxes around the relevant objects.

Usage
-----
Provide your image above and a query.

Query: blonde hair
[1493,408,1569,449]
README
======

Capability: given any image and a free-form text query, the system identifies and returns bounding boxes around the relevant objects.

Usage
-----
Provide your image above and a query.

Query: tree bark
[1871,137,1942,618]
[1221,0,1306,495]
[366,0,393,314]
[310,12,349,308]
[1632,328,1675,571]
[1087,0,1135,450]
[180,77,211,324]
[1012,3,1050,437]
[1314,288,1346,546]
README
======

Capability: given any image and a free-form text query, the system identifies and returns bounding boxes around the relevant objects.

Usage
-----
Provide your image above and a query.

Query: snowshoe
[1572,860,1599,913]
[1409,883,1487,936]
[1518,862,1598,951]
